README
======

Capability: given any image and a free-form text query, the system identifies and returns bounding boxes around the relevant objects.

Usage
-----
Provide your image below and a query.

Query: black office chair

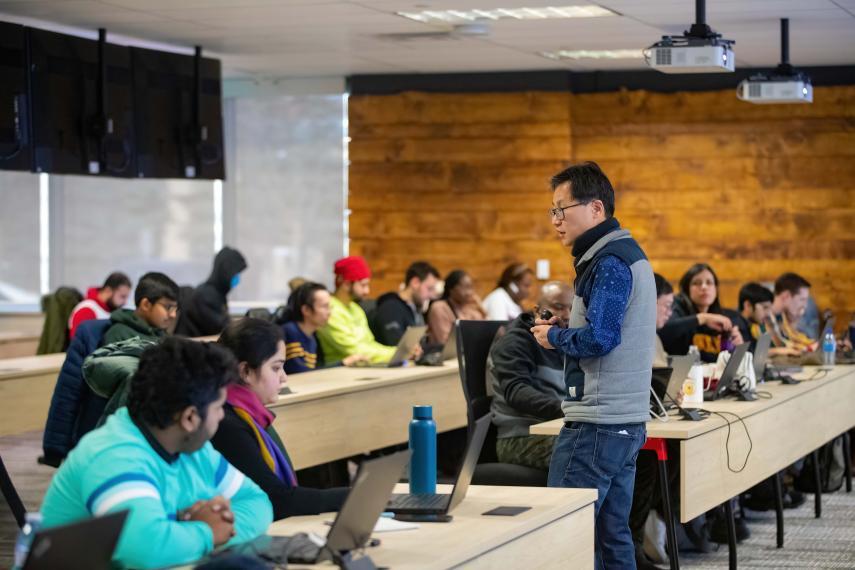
[455,320,549,487]
[1,454,26,528]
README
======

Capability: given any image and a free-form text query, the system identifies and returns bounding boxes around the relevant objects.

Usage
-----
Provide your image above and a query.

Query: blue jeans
[548,421,646,570]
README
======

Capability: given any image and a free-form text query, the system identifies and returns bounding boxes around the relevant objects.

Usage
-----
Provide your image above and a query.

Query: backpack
[795,436,845,494]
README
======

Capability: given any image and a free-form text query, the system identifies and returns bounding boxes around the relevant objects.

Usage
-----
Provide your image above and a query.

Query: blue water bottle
[409,405,437,494]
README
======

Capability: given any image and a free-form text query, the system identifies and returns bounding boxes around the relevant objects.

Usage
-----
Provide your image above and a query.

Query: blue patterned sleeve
[546,255,632,358]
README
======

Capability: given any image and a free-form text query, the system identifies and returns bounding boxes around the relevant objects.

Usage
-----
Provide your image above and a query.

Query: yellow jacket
[318,296,396,364]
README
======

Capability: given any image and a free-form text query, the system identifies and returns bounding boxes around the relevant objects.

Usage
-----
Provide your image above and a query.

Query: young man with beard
[372,261,440,346]
[68,272,132,339]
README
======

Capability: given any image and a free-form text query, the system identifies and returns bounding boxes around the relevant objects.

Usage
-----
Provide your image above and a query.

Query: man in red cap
[317,256,400,364]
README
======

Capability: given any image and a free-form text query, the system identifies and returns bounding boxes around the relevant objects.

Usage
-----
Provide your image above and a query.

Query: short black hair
[497,263,533,289]
[102,272,132,290]
[774,272,811,296]
[404,261,440,285]
[128,337,237,429]
[283,282,328,323]
[678,263,721,313]
[219,318,283,375]
[739,282,774,310]
[134,272,179,306]
[654,273,673,298]
[550,161,616,218]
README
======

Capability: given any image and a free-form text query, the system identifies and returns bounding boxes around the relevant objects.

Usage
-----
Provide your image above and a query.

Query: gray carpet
[2,430,854,568]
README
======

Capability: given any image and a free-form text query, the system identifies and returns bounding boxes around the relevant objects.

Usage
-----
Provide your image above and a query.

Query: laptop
[417,324,457,366]
[23,510,128,570]
[286,450,411,564]
[359,325,427,368]
[386,413,491,515]
[651,355,694,412]
[704,343,750,401]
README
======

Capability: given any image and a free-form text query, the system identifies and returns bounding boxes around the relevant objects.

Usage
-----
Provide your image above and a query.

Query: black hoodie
[176,247,247,337]
[488,312,566,438]
[370,291,424,346]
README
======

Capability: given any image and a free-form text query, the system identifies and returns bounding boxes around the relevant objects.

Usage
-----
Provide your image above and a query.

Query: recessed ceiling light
[397,5,616,24]
[540,49,642,60]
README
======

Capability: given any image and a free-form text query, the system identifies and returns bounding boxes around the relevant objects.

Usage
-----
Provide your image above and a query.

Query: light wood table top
[0,353,65,381]
[269,483,597,569]
[530,365,855,440]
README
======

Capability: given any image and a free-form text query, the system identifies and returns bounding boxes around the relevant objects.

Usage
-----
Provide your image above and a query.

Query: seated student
[213,319,349,519]
[318,256,418,365]
[488,281,572,470]
[426,269,487,346]
[482,263,535,321]
[372,261,440,346]
[68,272,132,339]
[735,282,800,356]
[658,263,743,362]
[103,272,179,345]
[40,338,272,570]
[280,282,366,373]
[176,246,247,337]
[770,272,816,352]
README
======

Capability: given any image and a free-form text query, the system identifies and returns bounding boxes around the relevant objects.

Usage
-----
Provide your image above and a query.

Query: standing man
[68,272,132,339]
[531,162,656,570]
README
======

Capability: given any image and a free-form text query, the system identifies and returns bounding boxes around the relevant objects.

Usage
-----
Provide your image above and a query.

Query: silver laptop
[359,325,427,368]
[665,355,694,405]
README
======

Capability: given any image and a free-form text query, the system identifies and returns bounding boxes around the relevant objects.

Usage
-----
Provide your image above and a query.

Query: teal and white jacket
[40,407,273,569]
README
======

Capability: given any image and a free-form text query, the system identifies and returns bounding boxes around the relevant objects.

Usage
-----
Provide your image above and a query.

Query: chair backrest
[456,320,507,426]
[0,454,26,528]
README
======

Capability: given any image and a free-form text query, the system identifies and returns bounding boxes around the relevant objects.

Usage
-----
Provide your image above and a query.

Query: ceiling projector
[645,0,735,74]
[737,19,813,104]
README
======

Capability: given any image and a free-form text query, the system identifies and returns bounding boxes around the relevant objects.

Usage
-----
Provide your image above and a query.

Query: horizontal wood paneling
[349,87,855,330]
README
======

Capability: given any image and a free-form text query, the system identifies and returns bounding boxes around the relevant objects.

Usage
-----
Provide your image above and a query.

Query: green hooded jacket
[82,336,157,425]
[102,309,165,346]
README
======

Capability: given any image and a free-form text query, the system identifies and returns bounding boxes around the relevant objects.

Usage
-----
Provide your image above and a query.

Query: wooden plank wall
[348,87,855,328]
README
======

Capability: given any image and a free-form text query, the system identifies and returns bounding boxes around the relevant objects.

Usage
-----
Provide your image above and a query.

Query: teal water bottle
[409,405,437,494]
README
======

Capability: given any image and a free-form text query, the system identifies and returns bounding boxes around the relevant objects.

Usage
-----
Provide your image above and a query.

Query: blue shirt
[547,255,633,358]
[282,321,319,374]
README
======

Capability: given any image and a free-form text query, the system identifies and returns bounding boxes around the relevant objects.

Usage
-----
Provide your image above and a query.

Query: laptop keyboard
[389,493,450,510]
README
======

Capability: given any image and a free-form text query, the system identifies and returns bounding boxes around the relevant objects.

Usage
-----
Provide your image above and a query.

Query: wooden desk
[269,483,596,569]
[270,362,466,470]
[531,365,855,522]
[0,354,65,436]
[0,332,40,359]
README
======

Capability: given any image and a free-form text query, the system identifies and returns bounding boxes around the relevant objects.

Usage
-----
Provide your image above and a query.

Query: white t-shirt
[483,287,522,321]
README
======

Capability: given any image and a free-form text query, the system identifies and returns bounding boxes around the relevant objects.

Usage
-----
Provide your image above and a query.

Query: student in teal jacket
[40,337,272,570]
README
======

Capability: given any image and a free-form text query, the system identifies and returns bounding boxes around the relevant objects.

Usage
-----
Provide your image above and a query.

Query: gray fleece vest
[561,228,656,425]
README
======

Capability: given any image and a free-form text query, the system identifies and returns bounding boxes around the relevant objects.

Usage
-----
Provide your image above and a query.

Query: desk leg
[772,471,784,548]
[812,449,822,518]
[842,432,852,493]
[657,459,680,570]
[724,500,737,570]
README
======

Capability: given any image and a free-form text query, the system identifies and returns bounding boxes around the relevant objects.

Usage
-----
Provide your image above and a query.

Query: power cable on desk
[805,369,829,381]
[753,390,773,399]
[699,409,753,473]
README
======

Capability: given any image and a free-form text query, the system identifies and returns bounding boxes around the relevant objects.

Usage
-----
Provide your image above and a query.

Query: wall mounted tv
[133,46,225,179]
[29,28,136,176]
[0,22,31,172]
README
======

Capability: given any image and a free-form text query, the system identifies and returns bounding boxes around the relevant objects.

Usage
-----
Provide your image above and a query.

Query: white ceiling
[1,0,854,78]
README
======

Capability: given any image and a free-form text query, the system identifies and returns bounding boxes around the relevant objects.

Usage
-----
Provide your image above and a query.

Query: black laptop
[386,413,491,515]
[704,343,751,401]
[23,510,128,570]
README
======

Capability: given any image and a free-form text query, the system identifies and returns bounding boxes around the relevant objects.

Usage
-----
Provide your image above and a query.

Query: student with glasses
[102,272,181,345]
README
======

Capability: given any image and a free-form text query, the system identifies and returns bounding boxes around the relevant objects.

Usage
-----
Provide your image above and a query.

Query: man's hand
[729,326,744,346]
[530,324,555,350]
[343,354,369,367]
[183,497,235,546]
[408,343,423,361]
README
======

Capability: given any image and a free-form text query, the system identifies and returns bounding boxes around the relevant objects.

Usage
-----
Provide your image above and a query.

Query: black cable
[754,390,773,399]
[701,409,753,473]
[806,369,828,381]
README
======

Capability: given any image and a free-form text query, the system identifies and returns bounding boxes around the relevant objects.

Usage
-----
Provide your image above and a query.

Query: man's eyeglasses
[548,202,587,221]
[156,301,179,315]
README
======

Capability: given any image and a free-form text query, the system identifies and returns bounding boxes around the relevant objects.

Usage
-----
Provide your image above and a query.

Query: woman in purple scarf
[211,318,349,519]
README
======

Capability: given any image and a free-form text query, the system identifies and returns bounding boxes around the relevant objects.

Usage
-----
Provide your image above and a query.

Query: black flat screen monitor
[0,22,32,172]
